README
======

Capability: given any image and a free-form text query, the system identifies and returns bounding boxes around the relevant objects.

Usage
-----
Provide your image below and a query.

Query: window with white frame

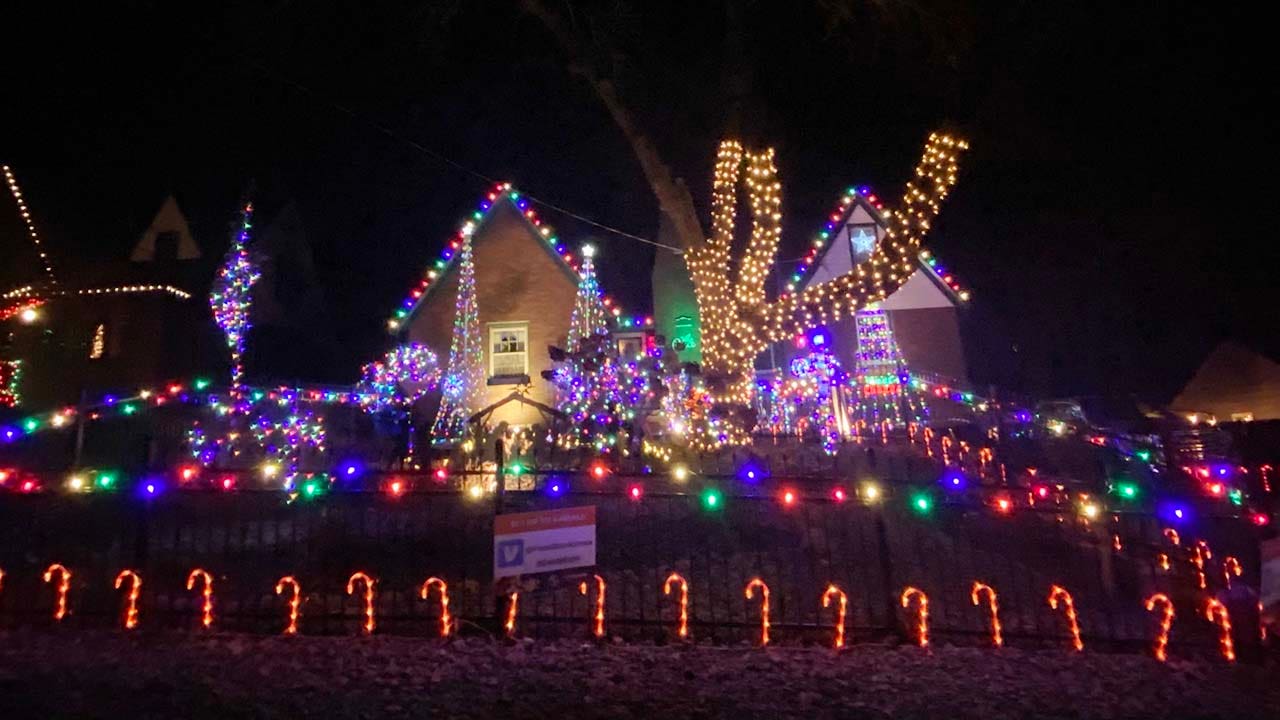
[489,323,529,378]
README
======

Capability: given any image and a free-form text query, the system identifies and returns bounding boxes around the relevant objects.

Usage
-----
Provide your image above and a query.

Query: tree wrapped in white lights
[684,133,968,447]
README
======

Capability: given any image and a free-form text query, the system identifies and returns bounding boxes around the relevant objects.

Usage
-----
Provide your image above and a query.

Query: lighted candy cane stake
[744,578,770,646]
[114,570,142,630]
[346,572,375,635]
[899,587,929,647]
[1204,598,1235,662]
[663,572,690,640]
[970,582,1003,647]
[1163,528,1180,546]
[1048,584,1083,651]
[1144,593,1175,662]
[504,592,519,638]
[821,584,848,649]
[275,576,301,635]
[419,577,452,638]
[1221,556,1242,589]
[43,564,71,621]
[1192,542,1209,590]
[578,574,606,639]
[186,569,214,629]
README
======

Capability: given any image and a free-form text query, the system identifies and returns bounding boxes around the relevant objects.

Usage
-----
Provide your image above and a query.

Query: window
[615,334,643,359]
[489,323,528,378]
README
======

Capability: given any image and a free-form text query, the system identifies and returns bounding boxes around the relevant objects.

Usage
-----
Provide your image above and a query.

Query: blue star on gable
[850,226,877,255]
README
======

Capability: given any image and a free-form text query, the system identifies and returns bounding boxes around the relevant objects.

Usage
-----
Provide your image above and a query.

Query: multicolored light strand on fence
[1144,593,1175,662]
[900,586,930,647]
[821,584,848,649]
[346,572,376,635]
[663,572,689,640]
[43,563,71,621]
[114,570,142,630]
[970,582,1003,648]
[744,578,771,646]
[579,574,607,639]
[275,576,301,635]
[186,568,214,629]
[1048,585,1083,652]
[420,577,452,638]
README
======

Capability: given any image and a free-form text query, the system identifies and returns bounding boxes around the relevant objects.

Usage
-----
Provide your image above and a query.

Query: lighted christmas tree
[850,306,925,426]
[210,199,260,404]
[565,244,609,352]
[430,236,484,445]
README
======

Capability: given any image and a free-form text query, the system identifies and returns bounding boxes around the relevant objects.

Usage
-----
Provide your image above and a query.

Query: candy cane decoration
[419,577,452,638]
[941,436,953,465]
[1222,556,1242,589]
[43,563,71,621]
[1204,598,1235,662]
[504,591,519,638]
[1158,553,1170,572]
[1192,544,1208,589]
[1048,585,1083,651]
[275,576,301,635]
[1259,601,1268,642]
[1163,528,1180,546]
[186,568,214,629]
[821,584,848,649]
[970,582,1003,647]
[1112,534,1123,552]
[908,421,917,444]
[900,586,929,647]
[1144,593,1175,662]
[923,427,935,457]
[663,572,689,640]
[114,570,142,630]
[346,572,375,635]
[578,574,606,639]
[744,578,770,646]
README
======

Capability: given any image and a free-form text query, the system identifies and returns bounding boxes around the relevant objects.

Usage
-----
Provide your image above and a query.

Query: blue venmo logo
[496,539,525,568]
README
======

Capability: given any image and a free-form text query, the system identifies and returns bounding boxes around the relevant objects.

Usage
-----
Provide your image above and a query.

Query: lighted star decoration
[851,227,877,256]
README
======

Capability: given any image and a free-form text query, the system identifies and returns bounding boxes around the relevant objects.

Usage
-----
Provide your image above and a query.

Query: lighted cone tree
[430,236,484,445]
[210,199,261,405]
[565,245,610,352]
[684,134,967,447]
[851,307,926,426]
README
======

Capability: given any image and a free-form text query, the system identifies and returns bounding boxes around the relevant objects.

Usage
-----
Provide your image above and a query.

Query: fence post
[494,438,505,631]
[874,508,902,641]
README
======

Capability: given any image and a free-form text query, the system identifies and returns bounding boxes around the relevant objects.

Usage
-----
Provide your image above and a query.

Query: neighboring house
[1170,342,1280,422]
[763,187,973,383]
[400,187,584,427]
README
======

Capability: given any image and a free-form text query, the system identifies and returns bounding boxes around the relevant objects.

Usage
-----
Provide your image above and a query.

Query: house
[1169,342,1280,422]
[763,187,973,384]
[395,184,622,427]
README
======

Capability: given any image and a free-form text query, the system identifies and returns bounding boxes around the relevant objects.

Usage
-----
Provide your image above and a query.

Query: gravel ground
[2,631,1277,719]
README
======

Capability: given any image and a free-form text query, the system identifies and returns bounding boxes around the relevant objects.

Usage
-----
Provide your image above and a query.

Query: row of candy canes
[1158,530,1246,592]
[3,566,1249,659]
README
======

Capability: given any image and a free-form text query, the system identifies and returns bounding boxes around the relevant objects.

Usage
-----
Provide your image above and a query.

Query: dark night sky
[3,1,1277,401]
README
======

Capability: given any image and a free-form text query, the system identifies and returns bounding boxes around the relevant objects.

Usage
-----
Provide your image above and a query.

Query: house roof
[1169,342,1280,421]
[789,186,973,305]
[386,183,650,333]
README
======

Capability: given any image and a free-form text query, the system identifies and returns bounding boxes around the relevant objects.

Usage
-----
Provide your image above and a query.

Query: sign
[494,505,596,580]
[1262,537,1280,626]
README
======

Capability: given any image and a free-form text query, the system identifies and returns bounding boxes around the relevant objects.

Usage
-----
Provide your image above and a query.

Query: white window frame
[488,322,529,379]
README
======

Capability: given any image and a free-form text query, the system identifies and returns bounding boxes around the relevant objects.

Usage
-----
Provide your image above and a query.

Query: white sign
[494,505,596,579]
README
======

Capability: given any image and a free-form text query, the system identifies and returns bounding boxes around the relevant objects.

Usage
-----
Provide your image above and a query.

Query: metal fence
[0,470,1263,659]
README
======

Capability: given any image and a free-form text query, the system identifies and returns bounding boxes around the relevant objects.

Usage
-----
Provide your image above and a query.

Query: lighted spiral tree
[430,236,484,445]
[684,134,968,447]
[210,199,261,405]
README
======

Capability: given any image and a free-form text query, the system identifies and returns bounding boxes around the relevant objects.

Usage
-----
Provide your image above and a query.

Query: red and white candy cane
[1048,584,1083,651]
[744,578,770,646]
[504,591,519,638]
[186,568,214,629]
[346,571,376,635]
[663,572,689,640]
[1192,543,1209,590]
[1144,593,1175,662]
[419,577,452,638]
[900,586,929,647]
[114,570,142,630]
[821,584,848,649]
[43,563,72,621]
[1222,556,1242,589]
[971,581,1003,647]
[578,574,606,639]
[275,576,302,635]
[1204,598,1235,662]
[1163,528,1180,546]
